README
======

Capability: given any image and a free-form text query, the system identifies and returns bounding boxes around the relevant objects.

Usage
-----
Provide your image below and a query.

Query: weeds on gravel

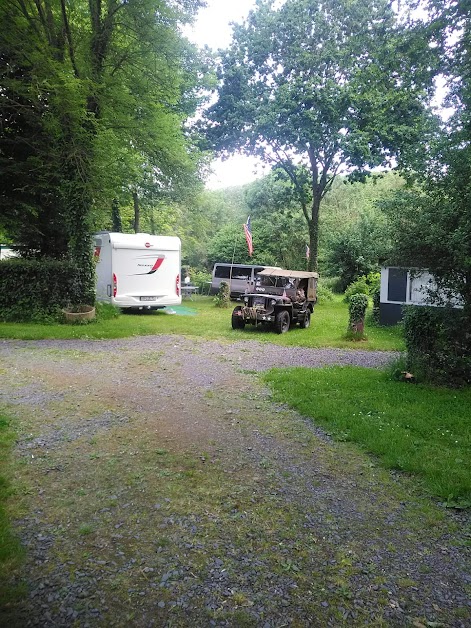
[264,366,471,505]
[0,296,405,351]
[0,411,25,609]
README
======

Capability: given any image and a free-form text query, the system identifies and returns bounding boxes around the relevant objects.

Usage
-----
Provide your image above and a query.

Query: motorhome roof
[257,268,319,279]
[96,232,180,249]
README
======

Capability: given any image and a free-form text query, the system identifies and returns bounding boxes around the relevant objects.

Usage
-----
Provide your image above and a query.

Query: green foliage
[349,294,369,321]
[0,259,88,322]
[325,208,389,292]
[94,302,120,321]
[189,269,212,293]
[382,5,471,317]
[403,306,471,387]
[344,277,370,303]
[0,411,25,608]
[0,0,206,303]
[207,223,277,267]
[365,272,380,290]
[243,170,312,269]
[371,285,381,324]
[347,294,369,340]
[214,281,230,309]
[344,272,380,303]
[205,0,437,270]
[264,366,471,504]
[315,282,335,304]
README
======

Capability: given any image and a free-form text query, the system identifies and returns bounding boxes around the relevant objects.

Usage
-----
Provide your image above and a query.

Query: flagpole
[229,238,237,298]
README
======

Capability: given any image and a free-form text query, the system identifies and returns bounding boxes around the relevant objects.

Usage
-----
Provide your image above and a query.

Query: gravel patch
[1,336,469,627]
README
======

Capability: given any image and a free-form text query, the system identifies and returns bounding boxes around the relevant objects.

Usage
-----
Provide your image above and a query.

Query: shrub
[191,269,212,294]
[316,281,335,304]
[344,276,370,302]
[321,276,344,293]
[365,271,380,291]
[95,302,120,320]
[403,306,471,386]
[214,281,230,308]
[347,293,368,340]
[371,285,381,323]
[0,258,88,322]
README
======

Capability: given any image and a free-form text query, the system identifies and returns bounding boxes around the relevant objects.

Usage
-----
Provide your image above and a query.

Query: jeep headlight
[270,299,277,306]
[244,296,249,303]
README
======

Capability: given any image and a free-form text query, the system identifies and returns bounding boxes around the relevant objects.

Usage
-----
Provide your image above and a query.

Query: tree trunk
[111,198,122,232]
[308,194,321,272]
[133,191,140,233]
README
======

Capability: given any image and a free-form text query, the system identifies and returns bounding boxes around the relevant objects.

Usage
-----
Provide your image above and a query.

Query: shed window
[388,268,408,302]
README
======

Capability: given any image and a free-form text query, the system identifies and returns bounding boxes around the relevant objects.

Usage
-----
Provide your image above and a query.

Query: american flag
[243,216,253,257]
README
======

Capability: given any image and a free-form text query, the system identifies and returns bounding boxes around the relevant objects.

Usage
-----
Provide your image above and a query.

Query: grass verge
[0,296,405,351]
[264,366,471,505]
[0,411,25,610]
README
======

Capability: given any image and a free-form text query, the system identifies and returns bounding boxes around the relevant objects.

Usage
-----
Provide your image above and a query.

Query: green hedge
[0,258,88,322]
[404,305,471,386]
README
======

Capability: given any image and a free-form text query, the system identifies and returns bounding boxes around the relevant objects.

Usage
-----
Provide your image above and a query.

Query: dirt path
[1,336,470,627]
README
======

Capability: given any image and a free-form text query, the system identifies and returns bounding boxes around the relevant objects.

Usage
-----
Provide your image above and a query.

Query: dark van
[210,263,268,298]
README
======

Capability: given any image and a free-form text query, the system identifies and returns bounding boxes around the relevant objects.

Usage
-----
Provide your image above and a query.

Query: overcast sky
[188,0,256,51]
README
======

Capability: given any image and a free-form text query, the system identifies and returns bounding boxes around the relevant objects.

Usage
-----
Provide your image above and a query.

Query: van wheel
[275,310,290,334]
[300,310,311,329]
[231,307,245,329]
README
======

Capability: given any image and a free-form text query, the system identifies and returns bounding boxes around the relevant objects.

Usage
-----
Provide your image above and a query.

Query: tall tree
[205,0,439,271]
[0,0,205,302]
[383,0,471,313]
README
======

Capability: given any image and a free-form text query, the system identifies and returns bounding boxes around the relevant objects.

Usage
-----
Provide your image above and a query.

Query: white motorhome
[0,245,19,260]
[94,232,181,310]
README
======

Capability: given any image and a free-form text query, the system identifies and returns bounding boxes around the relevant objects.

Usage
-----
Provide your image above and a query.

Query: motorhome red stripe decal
[147,257,164,275]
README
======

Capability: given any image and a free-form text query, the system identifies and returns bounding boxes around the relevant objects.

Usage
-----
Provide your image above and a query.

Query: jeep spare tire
[275,310,290,334]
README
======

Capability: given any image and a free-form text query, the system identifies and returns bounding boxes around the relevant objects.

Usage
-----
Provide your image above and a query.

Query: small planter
[62,305,96,323]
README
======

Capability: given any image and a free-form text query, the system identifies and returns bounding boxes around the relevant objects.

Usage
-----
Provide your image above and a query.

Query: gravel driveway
[1,335,469,627]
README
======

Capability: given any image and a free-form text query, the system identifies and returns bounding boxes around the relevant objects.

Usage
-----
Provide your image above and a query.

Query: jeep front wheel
[275,310,290,334]
[231,307,245,329]
[300,309,311,329]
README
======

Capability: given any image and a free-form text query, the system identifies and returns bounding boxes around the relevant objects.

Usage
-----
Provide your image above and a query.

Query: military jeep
[231,268,318,334]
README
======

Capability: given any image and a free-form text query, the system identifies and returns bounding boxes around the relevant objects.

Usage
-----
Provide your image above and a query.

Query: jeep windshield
[257,275,293,289]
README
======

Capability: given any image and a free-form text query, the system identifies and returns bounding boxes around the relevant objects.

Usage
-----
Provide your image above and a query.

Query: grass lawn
[0,295,405,351]
[264,366,471,505]
[0,412,25,608]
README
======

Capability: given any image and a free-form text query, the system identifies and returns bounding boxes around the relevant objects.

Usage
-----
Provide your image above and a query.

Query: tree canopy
[205,0,440,271]
[383,0,471,312]
[0,0,206,300]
